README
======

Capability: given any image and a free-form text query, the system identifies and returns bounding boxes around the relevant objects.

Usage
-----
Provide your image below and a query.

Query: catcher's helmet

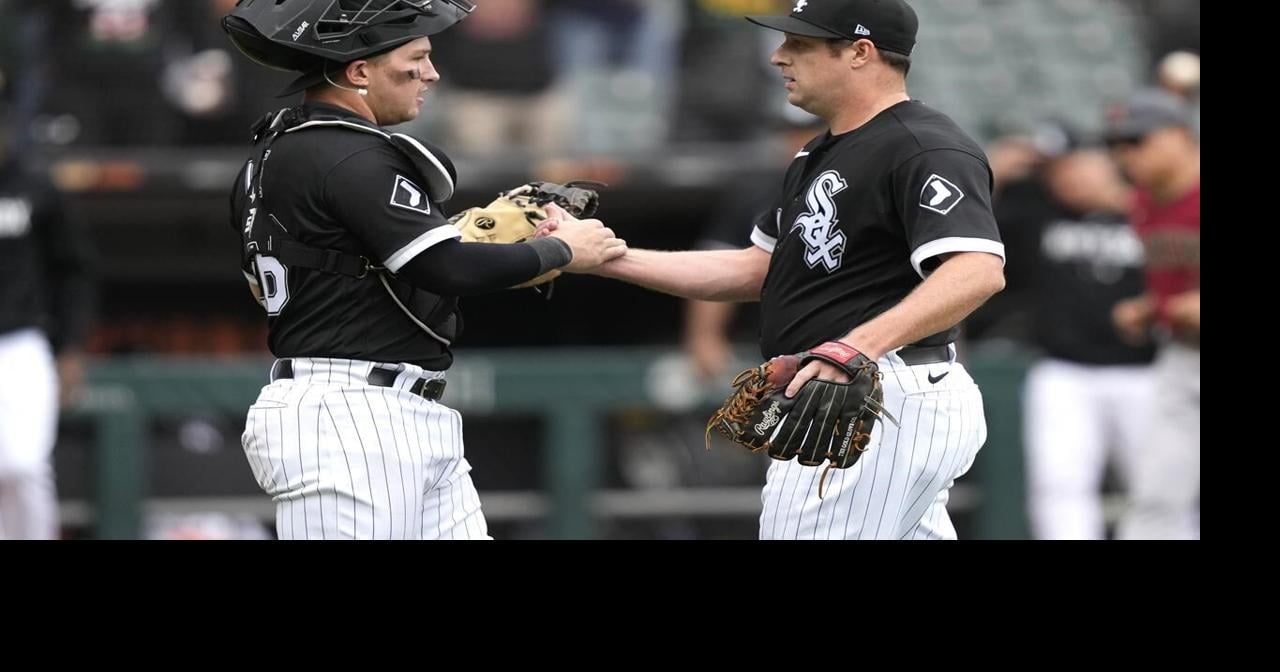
[224,0,474,74]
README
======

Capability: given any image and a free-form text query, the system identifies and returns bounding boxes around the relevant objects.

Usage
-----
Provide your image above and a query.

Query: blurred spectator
[34,0,286,147]
[1156,50,1199,137]
[0,0,53,152]
[548,0,678,80]
[40,0,180,146]
[430,0,564,156]
[976,121,1154,539]
[1132,0,1199,63]
[673,0,789,142]
[1104,89,1200,540]
[1,86,97,539]
[1156,50,1199,101]
[163,0,293,145]
[547,0,683,153]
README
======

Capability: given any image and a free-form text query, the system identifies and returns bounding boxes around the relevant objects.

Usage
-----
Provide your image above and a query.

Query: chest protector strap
[242,107,460,346]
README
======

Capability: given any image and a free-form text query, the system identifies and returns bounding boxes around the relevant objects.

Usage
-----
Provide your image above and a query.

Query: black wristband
[527,237,572,275]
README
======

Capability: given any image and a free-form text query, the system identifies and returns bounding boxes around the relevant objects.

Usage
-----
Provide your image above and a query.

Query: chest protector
[240,107,460,347]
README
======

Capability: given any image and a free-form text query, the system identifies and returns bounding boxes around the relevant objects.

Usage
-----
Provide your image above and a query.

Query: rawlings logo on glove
[451,181,603,289]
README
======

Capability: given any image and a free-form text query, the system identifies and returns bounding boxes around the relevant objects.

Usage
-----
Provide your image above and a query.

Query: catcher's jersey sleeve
[891,148,1005,278]
[324,143,460,273]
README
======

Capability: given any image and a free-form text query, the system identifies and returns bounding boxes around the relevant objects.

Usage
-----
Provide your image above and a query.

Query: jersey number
[254,255,290,316]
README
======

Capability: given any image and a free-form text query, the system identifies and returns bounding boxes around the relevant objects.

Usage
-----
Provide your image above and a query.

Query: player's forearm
[841,252,1005,359]
[594,247,769,302]
[397,238,564,295]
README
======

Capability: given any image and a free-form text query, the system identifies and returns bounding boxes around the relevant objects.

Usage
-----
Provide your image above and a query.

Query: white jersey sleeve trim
[383,226,461,273]
[751,225,778,253]
[909,237,1005,279]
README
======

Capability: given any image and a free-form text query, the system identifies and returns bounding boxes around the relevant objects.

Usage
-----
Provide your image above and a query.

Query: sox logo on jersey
[791,170,848,273]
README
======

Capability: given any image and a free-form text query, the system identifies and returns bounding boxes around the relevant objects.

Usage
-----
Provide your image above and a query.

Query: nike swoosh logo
[927,371,950,384]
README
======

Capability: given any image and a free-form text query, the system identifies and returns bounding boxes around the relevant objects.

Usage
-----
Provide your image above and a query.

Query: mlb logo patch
[919,174,965,215]
[390,175,431,215]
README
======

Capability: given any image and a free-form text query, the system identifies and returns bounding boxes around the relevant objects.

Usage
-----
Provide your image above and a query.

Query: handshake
[451,181,626,289]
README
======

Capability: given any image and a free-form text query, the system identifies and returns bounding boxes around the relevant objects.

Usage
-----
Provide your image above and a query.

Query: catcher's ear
[339,60,372,96]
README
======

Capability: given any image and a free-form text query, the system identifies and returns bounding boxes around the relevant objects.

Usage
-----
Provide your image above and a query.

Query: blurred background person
[430,0,565,156]
[1155,50,1199,137]
[1105,88,1200,540]
[672,0,789,143]
[162,0,293,145]
[546,0,683,153]
[976,120,1153,540]
[1156,50,1199,102]
[0,69,97,540]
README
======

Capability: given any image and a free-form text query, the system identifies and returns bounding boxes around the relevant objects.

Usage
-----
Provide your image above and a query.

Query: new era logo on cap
[390,175,431,215]
[855,24,871,35]
[919,174,964,215]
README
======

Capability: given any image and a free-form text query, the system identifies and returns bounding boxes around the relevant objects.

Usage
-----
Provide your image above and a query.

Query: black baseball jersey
[229,103,461,370]
[992,178,1154,365]
[753,100,1003,358]
[0,159,95,351]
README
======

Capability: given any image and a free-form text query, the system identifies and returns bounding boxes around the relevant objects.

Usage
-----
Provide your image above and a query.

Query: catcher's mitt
[451,181,603,289]
[706,341,898,498]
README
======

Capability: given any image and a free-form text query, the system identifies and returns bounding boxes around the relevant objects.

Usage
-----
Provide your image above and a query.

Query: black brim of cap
[1103,120,1183,143]
[745,15,848,39]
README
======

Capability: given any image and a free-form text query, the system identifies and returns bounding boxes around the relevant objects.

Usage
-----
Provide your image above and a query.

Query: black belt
[271,359,446,401]
[896,344,954,366]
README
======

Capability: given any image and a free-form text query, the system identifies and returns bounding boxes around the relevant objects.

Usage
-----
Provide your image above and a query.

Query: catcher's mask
[223,0,474,93]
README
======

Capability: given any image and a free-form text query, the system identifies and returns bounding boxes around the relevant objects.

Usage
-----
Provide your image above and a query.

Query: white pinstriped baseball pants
[1117,341,1200,540]
[241,357,489,540]
[759,345,987,540]
[1024,359,1153,540]
[0,328,59,540]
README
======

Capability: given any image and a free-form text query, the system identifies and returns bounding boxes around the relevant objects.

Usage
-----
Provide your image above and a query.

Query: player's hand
[1112,295,1155,346]
[545,203,627,272]
[532,218,559,238]
[1166,289,1200,344]
[57,350,87,407]
[785,358,851,398]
